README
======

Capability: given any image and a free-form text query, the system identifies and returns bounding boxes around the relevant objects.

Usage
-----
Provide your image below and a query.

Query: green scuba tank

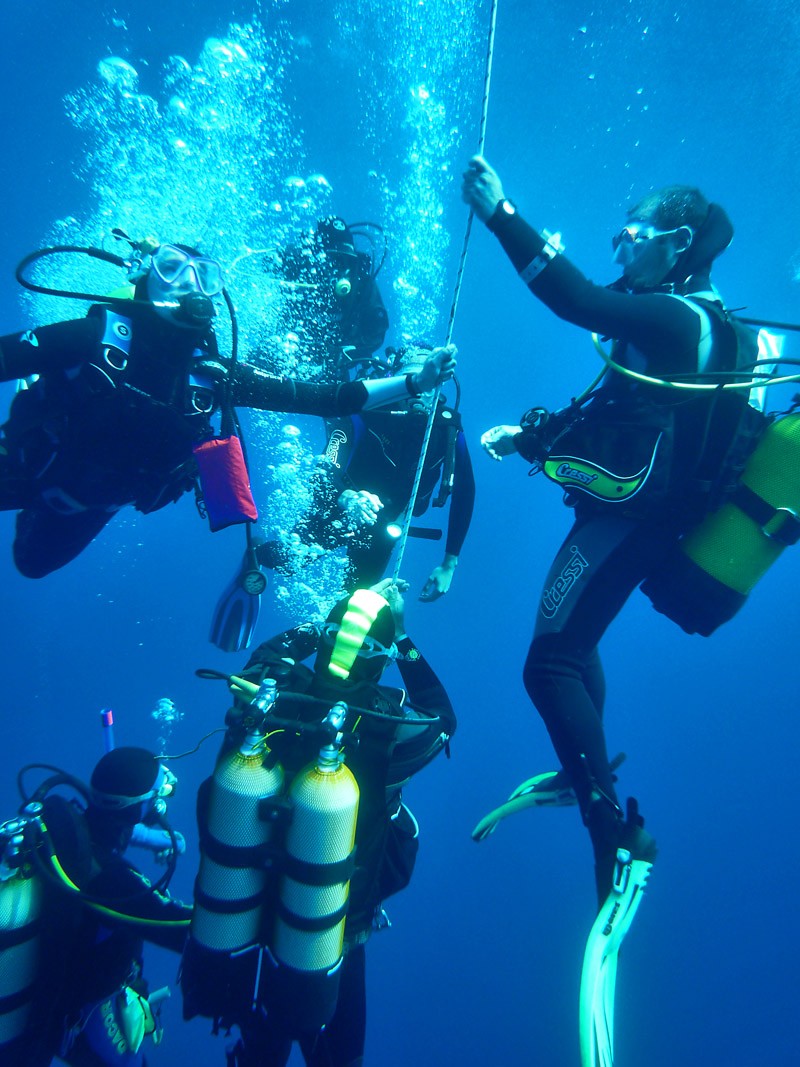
[643,411,800,635]
[0,827,42,1052]
[183,680,285,1022]
[190,744,284,954]
[266,701,360,1036]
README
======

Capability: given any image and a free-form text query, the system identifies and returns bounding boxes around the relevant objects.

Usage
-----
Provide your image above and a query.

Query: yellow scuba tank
[0,820,42,1052]
[266,701,360,1036]
[644,412,800,635]
[191,681,284,953]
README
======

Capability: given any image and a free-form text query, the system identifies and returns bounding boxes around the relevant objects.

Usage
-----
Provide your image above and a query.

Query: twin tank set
[184,677,361,1035]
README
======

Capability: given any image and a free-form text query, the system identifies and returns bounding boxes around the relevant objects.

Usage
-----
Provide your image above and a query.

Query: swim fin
[579,800,655,1067]
[472,754,626,842]
[209,542,267,653]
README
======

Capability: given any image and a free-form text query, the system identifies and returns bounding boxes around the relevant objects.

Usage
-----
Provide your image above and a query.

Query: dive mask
[151,244,224,297]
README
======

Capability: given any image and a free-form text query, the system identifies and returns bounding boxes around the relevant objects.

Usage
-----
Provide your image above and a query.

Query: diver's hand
[481,424,522,461]
[412,344,457,393]
[371,578,410,632]
[338,489,384,527]
[462,156,506,223]
[419,554,458,602]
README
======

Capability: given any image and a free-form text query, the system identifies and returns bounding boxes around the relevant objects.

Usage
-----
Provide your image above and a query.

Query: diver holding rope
[462,154,800,1067]
[183,578,456,1067]
[0,238,455,578]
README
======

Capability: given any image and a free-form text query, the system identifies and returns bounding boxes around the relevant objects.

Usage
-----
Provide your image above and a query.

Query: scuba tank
[265,700,360,1036]
[0,816,42,1053]
[643,411,800,635]
[184,679,284,1020]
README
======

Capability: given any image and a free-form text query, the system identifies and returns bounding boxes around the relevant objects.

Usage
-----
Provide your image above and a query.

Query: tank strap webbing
[0,916,41,949]
[281,851,356,887]
[199,830,274,870]
[193,885,264,916]
[732,484,800,546]
[276,899,349,934]
[0,986,36,1015]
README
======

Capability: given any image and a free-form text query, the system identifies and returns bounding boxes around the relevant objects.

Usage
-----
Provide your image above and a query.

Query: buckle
[763,506,800,546]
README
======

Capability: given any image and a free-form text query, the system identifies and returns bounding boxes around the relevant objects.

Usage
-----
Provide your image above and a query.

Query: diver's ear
[674,226,694,252]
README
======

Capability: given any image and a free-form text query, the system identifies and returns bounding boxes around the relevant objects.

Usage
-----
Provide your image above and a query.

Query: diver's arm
[420,432,475,600]
[0,318,101,381]
[484,206,701,366]
[89,861,192,951]
[462,157,701,367]
[443,431,475,558]
[388,636,457,783]
[243,624,321,679]
[395,637,457,740]
[231,347,456,415]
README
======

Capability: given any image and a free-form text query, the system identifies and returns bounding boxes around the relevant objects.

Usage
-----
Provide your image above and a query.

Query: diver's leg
[523,511,673,902]
[13,507,114,578]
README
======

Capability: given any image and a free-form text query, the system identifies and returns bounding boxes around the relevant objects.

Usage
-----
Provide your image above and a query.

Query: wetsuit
[0,306,421,578]
[258,400,476,586]
[219,624,456,1067]
[9,796,189,1067]
[485,202,754,900]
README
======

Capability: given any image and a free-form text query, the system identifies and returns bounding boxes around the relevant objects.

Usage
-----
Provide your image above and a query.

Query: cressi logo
[324,428,348,467]
[541,545,589,618]
[555,462,597,486]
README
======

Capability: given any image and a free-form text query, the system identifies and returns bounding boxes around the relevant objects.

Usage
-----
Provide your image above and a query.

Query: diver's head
[282,218,369,303]
[314,217,367,301]
[313,587,397,689]
[612,185,722,291]
[89,746,177,827]
[145,243,224,329]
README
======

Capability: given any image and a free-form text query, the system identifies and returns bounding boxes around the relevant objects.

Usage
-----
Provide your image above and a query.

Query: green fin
[209,551,265,653]
[579,852,653,1067]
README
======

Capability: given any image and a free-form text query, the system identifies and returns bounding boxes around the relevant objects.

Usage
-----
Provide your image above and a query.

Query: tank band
[0,985,36,1015]
[0,917,41,950]
[276,899,349,934]
[199,830,274,870]
[733,484,800,545]
[281,851,356,887]
[194,885,264,916]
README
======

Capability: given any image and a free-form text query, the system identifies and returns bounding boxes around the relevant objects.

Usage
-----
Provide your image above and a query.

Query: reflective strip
[664,294,716,373]
[519,242,557,285]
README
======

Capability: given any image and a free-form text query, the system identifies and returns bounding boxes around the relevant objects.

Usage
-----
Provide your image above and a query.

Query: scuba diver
[270,214,390,379]
[0,745,191,1066]
[211,217,473,652]
[462,155,773,1065]
[0,236,456,578]
[249,341,475,600]
[182,578,456,1067]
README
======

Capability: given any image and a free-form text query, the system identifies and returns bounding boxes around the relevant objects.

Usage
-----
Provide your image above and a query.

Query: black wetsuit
[8,796,189,1067]
[259,400,476,586]
[0,306,409,578]
[219,625,456,1067]
[485,202,754,899]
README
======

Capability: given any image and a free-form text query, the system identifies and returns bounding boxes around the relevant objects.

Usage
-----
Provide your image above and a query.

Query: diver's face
[612,219,689,290]
[146,245,223,328]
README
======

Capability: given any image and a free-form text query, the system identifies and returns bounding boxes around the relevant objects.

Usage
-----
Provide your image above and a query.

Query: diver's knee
[12,547,52,579]
[522,634,570,703]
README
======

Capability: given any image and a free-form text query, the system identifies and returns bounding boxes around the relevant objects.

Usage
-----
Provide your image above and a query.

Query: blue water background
[2,1,799,1064]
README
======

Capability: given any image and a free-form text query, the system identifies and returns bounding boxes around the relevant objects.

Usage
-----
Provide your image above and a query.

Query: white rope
[391,0,499,581]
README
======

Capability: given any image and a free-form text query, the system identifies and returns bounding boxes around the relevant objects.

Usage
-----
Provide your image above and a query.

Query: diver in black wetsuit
[257,343,475,599]
[1,747,190,1067]
[462,155,758,905]
[0,241,455,578]
[183,579,456,1067]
